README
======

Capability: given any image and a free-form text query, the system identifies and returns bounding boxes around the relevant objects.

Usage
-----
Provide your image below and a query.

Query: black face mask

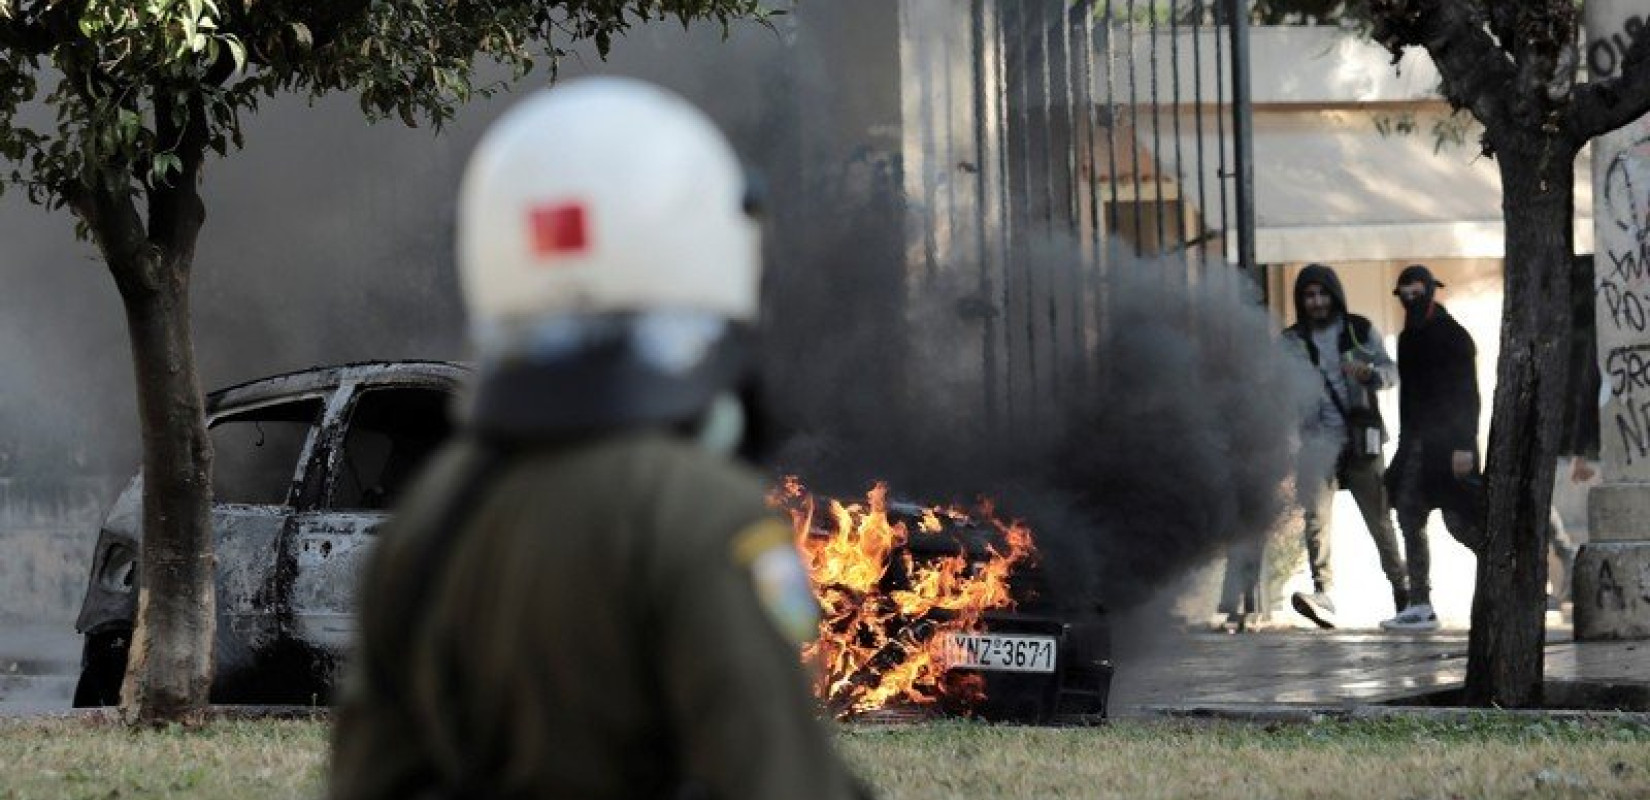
[1400,289,1434,328]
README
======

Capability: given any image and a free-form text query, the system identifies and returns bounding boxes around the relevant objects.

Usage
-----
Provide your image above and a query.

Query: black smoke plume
[764,237,1330,614]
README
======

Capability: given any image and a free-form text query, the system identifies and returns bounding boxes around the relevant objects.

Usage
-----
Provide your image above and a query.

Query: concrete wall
[1575,0,1650,640]
[0,479,124,626]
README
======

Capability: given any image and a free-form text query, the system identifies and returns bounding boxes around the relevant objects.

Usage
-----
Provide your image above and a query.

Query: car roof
[207,360,471,412]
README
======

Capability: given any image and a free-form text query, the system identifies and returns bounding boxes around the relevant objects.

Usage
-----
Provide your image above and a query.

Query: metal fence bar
[1081,10,1104,257]
[1228,0,1257,283]
[1170,0,1189,261]
[1149,6,1167,257]
[1082,5,1112,388]
[1064,4,1092,399]
[1014,3,1041,425]
[1192,0,1210,267]
[1102,0,1122,238]
[972,0,1000,428]
[1126,0,1146,251]
[1214,0,1230,265]
[1038,1,1061,413]
[990,0,1014,427]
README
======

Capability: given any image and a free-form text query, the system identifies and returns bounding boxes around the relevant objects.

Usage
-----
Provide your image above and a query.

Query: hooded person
[329,78,870,800]
[1278,264,1408,629]
[1381,264,1483,632]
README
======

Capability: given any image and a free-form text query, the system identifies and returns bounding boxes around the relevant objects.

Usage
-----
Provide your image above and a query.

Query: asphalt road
[0,624,79,715]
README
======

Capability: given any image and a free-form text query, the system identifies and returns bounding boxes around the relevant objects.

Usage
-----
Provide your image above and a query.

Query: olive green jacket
[330,431,864,800]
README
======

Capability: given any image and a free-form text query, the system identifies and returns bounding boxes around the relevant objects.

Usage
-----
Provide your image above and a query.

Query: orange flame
[770,476,1037,717]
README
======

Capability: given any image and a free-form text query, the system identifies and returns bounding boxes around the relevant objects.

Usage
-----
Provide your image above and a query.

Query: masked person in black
[329,78,869,800]
[1282,264,1408,629]
[1381,264,1483,632]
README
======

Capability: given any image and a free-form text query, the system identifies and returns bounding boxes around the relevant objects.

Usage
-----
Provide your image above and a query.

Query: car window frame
[317,377,459,514]
[206,391,334,510]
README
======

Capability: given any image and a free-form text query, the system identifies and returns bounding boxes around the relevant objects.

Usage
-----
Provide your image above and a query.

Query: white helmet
[458,76,760,331]
[455,77,763,438]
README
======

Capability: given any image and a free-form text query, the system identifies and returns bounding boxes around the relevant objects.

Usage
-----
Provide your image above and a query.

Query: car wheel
[71,628,131,708]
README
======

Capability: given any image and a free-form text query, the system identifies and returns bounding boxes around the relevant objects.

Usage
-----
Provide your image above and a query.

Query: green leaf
[226,37,246,73]
[117,109,142,144]
[150,152,182,183]
[290,22,313,49]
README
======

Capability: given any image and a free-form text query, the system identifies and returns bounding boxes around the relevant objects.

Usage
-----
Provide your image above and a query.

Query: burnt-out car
[73,361,468,706]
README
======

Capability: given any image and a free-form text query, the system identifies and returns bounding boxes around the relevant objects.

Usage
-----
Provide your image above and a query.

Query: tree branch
[147,88,208,262]
[229,0,373,67]
[68,179,152,296]
[1483,1,1519,59]
[1566,28,1650,142]
[0,7,55,56]
[1506,1,1580,132]
[1369,0,1517,137]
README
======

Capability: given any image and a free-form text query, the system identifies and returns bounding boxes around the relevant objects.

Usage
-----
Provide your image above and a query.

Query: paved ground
[1110,625,1650,718]
[0,624,79,714]
[6,621,1648,718]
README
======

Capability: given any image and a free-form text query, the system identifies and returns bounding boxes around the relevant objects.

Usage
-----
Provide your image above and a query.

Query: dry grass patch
[2,713,1648,799]
[839,717,1650,799]
[0,716,327,799]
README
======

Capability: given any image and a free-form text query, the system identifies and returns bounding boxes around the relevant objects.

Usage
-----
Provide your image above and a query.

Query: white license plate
[939,632,1057,673]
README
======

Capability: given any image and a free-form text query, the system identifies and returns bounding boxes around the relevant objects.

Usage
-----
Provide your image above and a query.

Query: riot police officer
[329,77,868,800]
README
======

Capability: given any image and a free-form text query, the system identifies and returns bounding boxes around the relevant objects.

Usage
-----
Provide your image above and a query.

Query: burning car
[73,361,469,706]
[773,479,1113,724]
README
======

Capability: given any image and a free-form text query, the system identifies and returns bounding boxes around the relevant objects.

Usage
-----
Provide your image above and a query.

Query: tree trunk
[1463,131,1580,707]
[75,167,216,724]
[115,250,215,724]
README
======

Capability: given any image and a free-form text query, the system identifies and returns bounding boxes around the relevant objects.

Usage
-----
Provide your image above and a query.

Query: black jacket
[1395,303,1478,452]
[1388,302,1481,509]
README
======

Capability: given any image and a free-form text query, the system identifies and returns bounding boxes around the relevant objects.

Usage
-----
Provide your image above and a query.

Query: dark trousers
[1389,441,1480,607]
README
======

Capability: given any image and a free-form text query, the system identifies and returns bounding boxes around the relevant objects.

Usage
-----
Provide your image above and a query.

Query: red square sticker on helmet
[528,202,588,257]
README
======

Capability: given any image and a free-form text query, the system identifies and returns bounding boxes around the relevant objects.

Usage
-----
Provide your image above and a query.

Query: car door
[206,394,329,690]
[286,382,456,663]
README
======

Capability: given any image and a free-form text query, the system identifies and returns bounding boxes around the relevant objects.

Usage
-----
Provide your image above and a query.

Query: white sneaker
[1380,603,1440,632]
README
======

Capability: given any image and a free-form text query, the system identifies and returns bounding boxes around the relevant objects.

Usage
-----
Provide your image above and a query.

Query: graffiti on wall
[1588,554,1650,613]
[1587,13,1647,80]
[1600,134,1650,465]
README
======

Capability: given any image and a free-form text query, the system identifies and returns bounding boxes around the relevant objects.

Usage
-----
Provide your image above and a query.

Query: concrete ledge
[1588,484,1650,542]
[1574,542,1650,640]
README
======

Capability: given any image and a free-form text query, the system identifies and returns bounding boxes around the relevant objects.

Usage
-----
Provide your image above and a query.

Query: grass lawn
[2,714,1648,799]
[840,716,1650,799]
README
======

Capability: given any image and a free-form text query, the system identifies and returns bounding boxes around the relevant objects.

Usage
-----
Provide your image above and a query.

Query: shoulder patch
[732,519,820,645]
